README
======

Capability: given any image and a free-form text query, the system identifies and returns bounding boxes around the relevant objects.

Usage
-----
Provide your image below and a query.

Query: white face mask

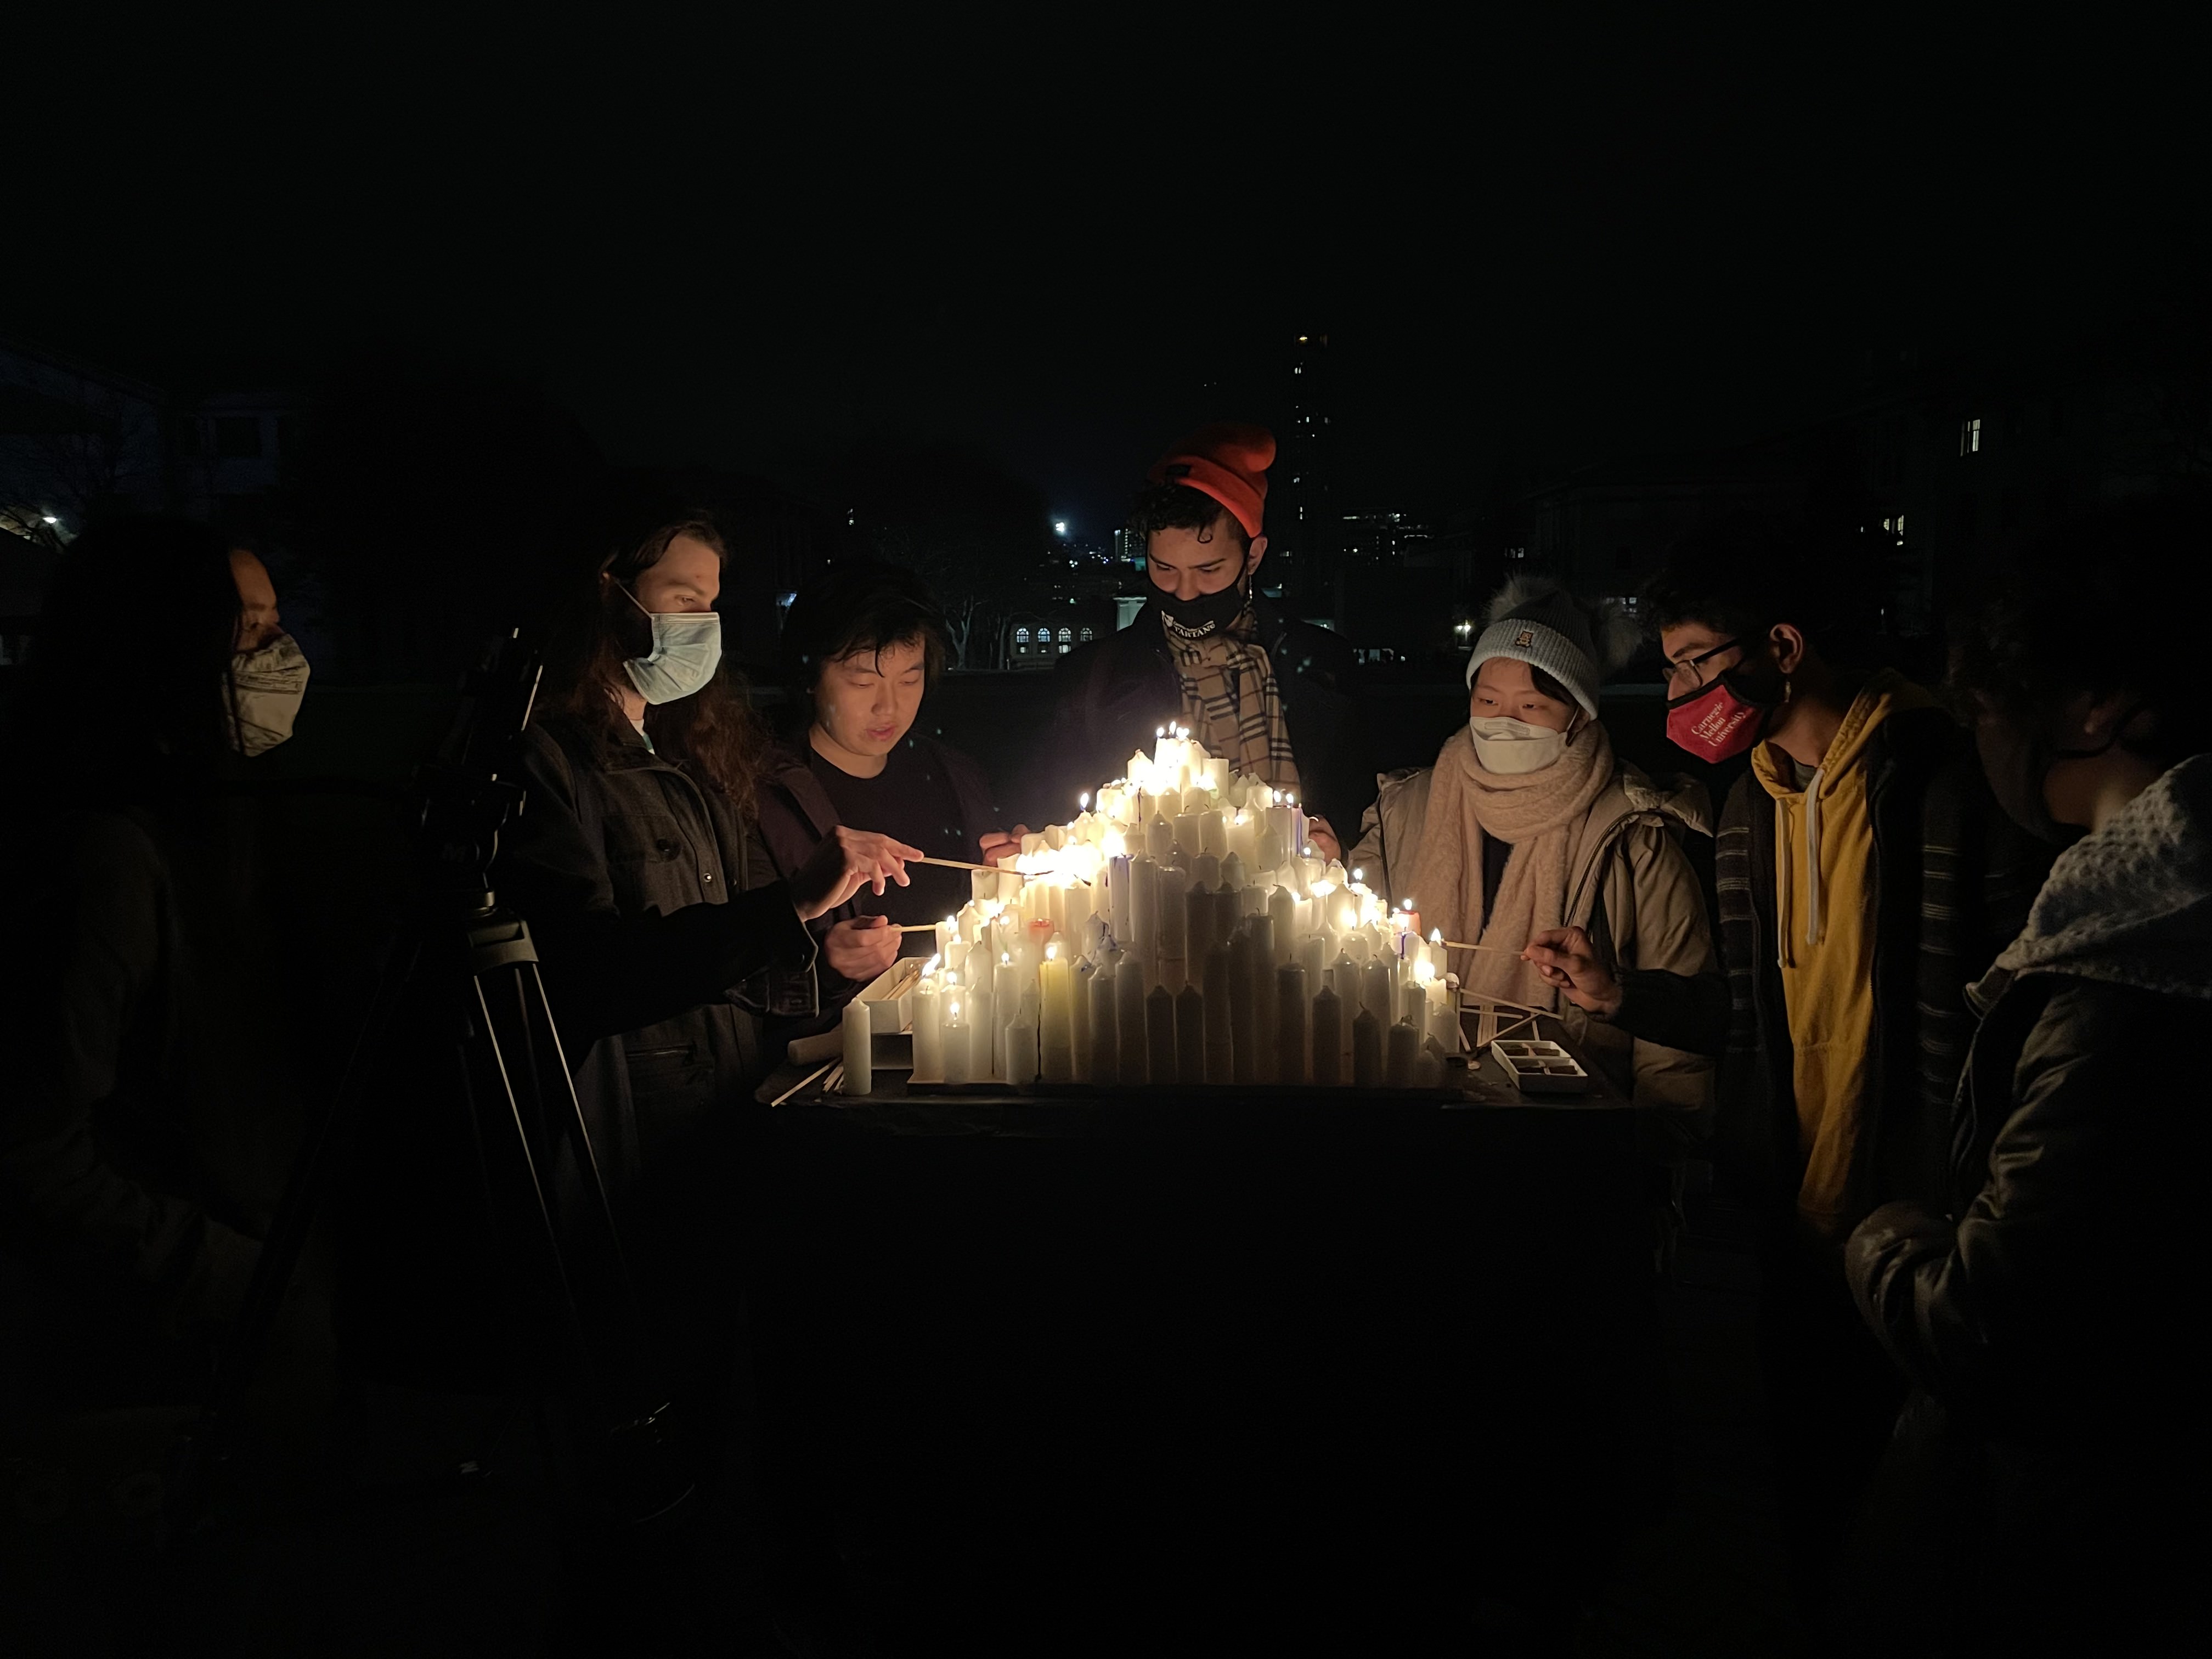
[1468,713,1570,775]
[618,585,723,704]
[229,632,311,757]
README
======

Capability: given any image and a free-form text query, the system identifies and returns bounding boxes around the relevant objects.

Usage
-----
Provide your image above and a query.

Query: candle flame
[1079,792,1089,808]
[1429,927,1442,944]
[1046,941,1058,960]
[1401,898,1415,912]
[924,953,941,974]
[1352,867,1364,882]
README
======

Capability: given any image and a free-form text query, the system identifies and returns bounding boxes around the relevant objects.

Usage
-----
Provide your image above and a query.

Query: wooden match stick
[1440,939,1517,954]
[896,923,939,932]
[911,855,1025,876]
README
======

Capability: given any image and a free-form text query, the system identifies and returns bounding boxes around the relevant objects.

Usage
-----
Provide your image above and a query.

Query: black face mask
[1973,708,2137,848]
[1155,571,1249,642]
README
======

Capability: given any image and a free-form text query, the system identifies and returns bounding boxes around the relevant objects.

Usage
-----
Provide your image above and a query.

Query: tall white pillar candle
[1275,964,1308,1085]
[1145,984,1177,1084]
[1267,885,1296,961]
[1175,984,1206,1084]
[1116,958,1149,1083]
[841,996,874,1096]
[913,983,943,1081]
[1040,953,1075,1083]
[1385,1020,1421,1088]
[967,987,995,1079]
[1311,986,1342,1086]
[1351,1007,1383,1088]
[1202,945,1234,1083]
[1089,960,1119,1084]
[941,999,972,1085]
[1227,930,1259,1084]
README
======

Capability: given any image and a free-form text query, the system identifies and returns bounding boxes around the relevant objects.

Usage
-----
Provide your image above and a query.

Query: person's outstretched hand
[1523,926,1623,1018]
[823,914,901,983]
[793,826,922,921]
[977,826,1029,868]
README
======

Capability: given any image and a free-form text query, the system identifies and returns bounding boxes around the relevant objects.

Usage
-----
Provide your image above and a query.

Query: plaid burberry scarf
[1162,595,1301,792]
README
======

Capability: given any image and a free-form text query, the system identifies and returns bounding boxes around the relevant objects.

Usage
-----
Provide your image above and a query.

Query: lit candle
[1311,985,1342,1086]
[1145,984,1177,1084]
[913,980,943,1081]
[1040,945,1075,1084]
[942,994,972,1086]
[1276,963,1308,1085]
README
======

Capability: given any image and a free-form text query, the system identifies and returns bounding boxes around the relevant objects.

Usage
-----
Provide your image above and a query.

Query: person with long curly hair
[497,518,917,1201]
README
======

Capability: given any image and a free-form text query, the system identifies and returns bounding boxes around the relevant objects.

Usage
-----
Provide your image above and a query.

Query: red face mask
[1665,677,1768,761]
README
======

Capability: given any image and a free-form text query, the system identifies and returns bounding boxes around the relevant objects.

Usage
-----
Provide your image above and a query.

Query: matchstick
[1441,939,1517,954]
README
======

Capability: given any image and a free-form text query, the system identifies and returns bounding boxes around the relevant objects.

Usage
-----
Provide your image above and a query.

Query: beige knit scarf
[1408,721,1613,1005]
[1163,595,1301,792]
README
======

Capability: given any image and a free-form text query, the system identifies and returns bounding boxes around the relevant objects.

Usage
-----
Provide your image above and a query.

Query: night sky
[9,16,2203,531]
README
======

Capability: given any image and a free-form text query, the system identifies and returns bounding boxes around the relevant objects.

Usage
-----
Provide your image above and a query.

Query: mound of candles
[906,730,1463,1091]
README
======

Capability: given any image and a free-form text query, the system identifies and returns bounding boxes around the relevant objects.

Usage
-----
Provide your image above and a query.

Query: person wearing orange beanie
[1020,422,1359,843]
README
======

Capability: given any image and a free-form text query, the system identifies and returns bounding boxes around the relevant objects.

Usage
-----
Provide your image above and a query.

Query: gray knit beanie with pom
[1465,576,1641,718]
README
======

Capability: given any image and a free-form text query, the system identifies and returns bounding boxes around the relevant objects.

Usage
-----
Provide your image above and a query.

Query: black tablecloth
[741,1079,1666,1651]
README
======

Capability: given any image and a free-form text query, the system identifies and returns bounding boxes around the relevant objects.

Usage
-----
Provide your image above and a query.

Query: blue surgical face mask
[618,584,723,704]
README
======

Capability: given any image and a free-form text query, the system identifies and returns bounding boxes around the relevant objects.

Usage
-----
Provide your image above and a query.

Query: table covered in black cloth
[742,1036,1666,1651]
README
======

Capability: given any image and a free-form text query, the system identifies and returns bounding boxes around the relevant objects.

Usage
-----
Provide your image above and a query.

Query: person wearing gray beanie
[1346,575,1720,1121]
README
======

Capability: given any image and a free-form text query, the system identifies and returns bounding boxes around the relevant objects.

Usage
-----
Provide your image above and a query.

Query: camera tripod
[168,629,692,1535]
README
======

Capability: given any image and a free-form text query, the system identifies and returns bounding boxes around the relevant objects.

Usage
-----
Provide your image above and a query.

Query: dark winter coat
[1029,595,1362,831]
[496,715,820,1200]
[1843,753,2210,1646]
[1608,706,2046,1231]
[752,732,999,1013]
[0,793,303,1403]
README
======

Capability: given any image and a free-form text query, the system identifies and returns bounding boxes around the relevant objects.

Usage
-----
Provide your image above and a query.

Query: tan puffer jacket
[1347,759,1719,1124]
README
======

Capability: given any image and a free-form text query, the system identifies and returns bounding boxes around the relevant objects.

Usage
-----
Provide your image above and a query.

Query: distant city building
[1275,332,1335,619]
[1003,607,1105,670]
[1112,526,1145,567]
[0,337,296,547]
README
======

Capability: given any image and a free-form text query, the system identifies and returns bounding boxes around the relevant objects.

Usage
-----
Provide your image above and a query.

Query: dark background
[7,16,2206,750]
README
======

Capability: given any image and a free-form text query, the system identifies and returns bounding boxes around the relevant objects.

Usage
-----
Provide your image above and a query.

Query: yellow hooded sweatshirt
[1751,670,1937,1239]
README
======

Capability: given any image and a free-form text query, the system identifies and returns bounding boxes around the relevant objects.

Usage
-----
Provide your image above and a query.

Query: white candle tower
[907,728,1463,1091]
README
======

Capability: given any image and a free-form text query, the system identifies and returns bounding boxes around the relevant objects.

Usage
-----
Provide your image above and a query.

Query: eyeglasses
[1662,637,1743,690]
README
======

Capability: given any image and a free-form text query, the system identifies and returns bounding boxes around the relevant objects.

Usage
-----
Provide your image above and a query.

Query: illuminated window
[1078,627,1094,642]
[1057,628,1072,642]
[1960,417,1981,455]
[1014,627,1031,644]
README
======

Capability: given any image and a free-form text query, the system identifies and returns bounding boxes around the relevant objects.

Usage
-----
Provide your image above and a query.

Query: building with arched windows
[1002,600,1117,670]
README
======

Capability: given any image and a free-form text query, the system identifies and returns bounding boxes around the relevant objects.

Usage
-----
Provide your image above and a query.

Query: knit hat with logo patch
[1466,576,1641,719]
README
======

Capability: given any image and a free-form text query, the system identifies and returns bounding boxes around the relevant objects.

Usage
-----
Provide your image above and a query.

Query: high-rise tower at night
[1276,332,1335,624]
